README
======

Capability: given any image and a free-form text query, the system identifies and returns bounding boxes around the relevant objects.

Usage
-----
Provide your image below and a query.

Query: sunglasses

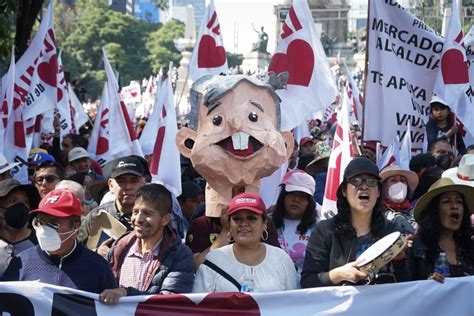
[34,175,60,185]
[348,177,379,188]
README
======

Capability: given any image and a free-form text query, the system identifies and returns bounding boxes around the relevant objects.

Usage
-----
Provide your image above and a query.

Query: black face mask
[435,155,453,171]
[4,203,30,229]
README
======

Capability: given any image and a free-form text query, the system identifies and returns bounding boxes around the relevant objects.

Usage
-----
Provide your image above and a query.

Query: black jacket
[300,217,410,288]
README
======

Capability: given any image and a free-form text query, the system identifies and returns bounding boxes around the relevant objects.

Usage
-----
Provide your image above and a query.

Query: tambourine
[356,232,406,274]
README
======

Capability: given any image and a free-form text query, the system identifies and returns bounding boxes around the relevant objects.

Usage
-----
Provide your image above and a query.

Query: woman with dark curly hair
[272,170,317,278]
[409,178,474,282]
[300,157,410,288]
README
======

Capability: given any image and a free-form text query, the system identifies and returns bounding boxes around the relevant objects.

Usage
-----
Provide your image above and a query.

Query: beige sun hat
[413,178,474,222]
[380,164,419,192]
[442,154,474,187]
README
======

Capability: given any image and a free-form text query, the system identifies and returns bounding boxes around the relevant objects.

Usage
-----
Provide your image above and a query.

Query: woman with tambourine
[300,157,411,287]
[408,178,474,282]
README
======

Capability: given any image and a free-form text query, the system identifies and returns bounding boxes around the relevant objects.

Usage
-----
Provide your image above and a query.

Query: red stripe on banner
[120,101,138,141]
[289,7,302,31]
[135,292,260,316]
[281,22,293,39]
[149,125,166,175]
[207,11,217,29]
[14,121,26,148]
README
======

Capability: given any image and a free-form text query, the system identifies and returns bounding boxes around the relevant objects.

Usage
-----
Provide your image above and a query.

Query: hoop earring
[227,232,234,243]
[261,229,268,241]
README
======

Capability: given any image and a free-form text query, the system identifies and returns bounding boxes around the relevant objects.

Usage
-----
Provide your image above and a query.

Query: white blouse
[193,243,298,293]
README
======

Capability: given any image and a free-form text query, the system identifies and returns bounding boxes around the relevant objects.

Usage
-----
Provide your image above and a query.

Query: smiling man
[99,184,194,305]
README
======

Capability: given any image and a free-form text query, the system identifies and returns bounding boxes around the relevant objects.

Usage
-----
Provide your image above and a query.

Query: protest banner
[268,0,338,132]
[364,0,444,151]
[0,278,473,315]
[189,0,228,81]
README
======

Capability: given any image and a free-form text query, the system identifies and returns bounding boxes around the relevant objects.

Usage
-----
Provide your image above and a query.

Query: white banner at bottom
[0,277,473,315]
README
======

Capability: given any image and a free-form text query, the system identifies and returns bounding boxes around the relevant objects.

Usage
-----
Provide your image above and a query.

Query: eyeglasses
[348,177,379,188]
[34,175,60,185]
[32,217,61,230]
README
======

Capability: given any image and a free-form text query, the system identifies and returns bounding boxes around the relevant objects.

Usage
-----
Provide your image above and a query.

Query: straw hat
[380,164,419,192]
[413,178,474,222]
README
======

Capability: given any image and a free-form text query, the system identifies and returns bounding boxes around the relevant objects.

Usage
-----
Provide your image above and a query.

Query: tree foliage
[146,19,185,73]
[61,4,158,99]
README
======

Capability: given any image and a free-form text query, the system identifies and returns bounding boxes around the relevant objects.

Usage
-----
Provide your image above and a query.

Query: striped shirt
[119,238,162,291]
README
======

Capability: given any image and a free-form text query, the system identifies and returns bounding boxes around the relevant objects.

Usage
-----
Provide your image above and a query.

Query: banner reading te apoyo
[364,0,443,150]
[1,278,473,315]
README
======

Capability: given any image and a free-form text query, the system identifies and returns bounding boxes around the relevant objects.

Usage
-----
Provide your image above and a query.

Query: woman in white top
[272,170,317,277]
[193,192,297,293]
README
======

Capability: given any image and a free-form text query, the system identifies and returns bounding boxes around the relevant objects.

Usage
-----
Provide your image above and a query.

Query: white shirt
[193,243,298,293]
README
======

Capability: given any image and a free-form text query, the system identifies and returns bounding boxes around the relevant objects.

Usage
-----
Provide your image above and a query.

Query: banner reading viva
[268,0,338,132]
[188,0,228,80]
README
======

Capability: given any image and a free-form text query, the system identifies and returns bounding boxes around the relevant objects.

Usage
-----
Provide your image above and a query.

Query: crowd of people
[0,93,473,304]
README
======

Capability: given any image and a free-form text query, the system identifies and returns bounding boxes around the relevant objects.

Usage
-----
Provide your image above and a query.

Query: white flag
[2,53,28,183]
[320,87,354,219]
[377,136,401,171]
[140,65,181,196]
[136,75,155,119]
[188,0,228,80]
[68,83,89,131]
[268,0,338,131]
[13,1,57,121]
[88,49,143,166]
[56,52,73,140]
[432,0,469,110]
[343,62,363,128]
[399,121,412,170]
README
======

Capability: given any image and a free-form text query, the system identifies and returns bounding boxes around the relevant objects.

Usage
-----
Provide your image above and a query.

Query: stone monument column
[175,5,196,116]
[242,26,272,75]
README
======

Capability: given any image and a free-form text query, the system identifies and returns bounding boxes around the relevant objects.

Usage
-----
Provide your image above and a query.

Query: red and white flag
[343,62,363,128]
[377,136,400,170]
[135,75,155,119]
[88,49,143,166]
[1,52,28,183]
[139,64,181,196]
[432,0,469,110]
[189,0,228,81]
[320,87,354,219]
[399,121,412,170]
[13,1,58,121]
[55,52,73,140]
[268,0,338,131]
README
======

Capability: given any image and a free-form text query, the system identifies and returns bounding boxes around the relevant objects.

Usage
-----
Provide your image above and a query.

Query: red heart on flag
[441,49,469,84]
[57,88,63,102]
[131,92,138,97]
[136,292,260,315]
[268,39,314,87]
[37,54,58,87]
[198,35,227,68]
[96,136,109,155]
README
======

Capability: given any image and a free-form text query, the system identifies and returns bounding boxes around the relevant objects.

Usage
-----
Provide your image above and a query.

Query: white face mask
[34,225,77,252]
[388,182,408,203]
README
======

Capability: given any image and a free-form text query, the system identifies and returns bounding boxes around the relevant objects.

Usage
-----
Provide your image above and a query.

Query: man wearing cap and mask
[2,189,116,293]
[0,179,40,276]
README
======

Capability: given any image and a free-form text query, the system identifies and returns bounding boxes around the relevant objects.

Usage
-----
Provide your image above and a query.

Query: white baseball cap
[68,147,90,163]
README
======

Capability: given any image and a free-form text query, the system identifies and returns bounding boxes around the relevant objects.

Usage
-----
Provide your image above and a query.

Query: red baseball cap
[30,189,81,217]
[300,137,314,147]
[227,192,266,216]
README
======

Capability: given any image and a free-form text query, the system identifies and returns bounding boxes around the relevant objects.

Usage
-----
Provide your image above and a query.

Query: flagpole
[360,0,372,146]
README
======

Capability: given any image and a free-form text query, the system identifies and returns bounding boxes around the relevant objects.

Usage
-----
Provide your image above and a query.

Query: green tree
[226,52,244,68]
[146,19,185,73]
[62,5,156,99]
[0,0,17,73]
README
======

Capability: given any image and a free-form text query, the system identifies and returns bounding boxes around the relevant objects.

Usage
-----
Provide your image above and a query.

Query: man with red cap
[2,189,116,293]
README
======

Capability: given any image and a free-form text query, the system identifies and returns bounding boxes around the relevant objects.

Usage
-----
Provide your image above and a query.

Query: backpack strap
[202,259,241,291]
